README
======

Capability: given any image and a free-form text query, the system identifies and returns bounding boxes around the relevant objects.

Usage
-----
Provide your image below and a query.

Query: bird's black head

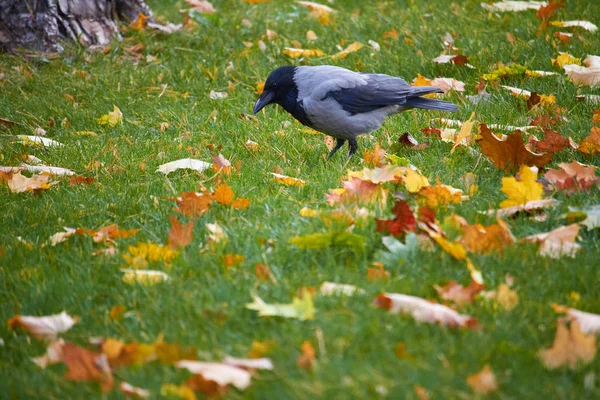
[253,66,297,114]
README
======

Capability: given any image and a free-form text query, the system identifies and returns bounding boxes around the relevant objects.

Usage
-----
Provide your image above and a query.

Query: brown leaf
[68,175,95,185]
[173,191,212,217]
[528,129,570,153]
[399,132,429,150]
[434,280,485,307]
[476,124,554,171]
[296,341,316,370]
[62,342,114,392]
[466,365,498,394]
[367,262,390,281]
[578,126,600,155]
[544,161,599,192]
[537,0,565,19]
[461,219,515,254]
[540,319,596,369]
[167,216,195,249]
[186,374,228,397]
[363,143,387,167]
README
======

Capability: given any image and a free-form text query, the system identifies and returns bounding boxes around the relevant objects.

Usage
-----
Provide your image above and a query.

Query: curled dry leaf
[15,135,63,147]
[466,365,498,394]
[434,280,485,307]
[9,311,78,340]
[374,293,476,328]
[551,20,598,32]
[96,105,123,127]
[539,319,596,369]
[177,361,251,391]
[246,291,315,320]
[523,223,581,258]
[399,132,429,150]
[0,164,75,176]
[121,269,170,285]
[156,158,211,175]
[477,124,554,171]
[553,305,600,335]
[272,172,306,186]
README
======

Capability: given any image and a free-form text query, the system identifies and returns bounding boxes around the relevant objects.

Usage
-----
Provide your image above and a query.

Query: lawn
[1,0,599,398]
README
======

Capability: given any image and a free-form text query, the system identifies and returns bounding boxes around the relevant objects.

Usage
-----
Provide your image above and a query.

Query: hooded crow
[253,65,459,159]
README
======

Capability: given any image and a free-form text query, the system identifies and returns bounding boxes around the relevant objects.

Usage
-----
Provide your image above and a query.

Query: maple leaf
[451,112,476,152]
[578,126,600,154]
[347,165,403,184]
[431,77,465,92]
[331,42,363,60]
[173,191,212,217]
[272,172,306,186]
[296,1,334,24]
[539,319,596,369]
[374,293,476,328]
[62,342,114,392]
[68,175,94,185]
[537,0,564,19]
[282,48,325,58]
[434,280,485,307]
[412,73,432,86]
[96,105,123,127]
[552,52,581,68]
[156,158,211,175]
[212,183,235,205]
[246,291,315,320]
[544,161,599,192]
[9,311,78,340]
[418,185,464,208]
[362,143,387,167]
[403,168,430,193]
[420,224,467,260]
[528,129,570,153]
[466,365,498,394]
[500,166,543,208]
[523,223,581,258]
[478,124,554,171]
[168,216,195,249]
[5,172,58,193]
[212,154,232,174]
[482,63,527,82]
[129,13,149,30]
[460,219,515,254]
[375,200,417,237]
[186,0,216,13]
[330,177,387,206]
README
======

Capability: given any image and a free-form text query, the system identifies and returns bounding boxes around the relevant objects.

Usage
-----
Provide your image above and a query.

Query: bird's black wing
[322,74,443,115]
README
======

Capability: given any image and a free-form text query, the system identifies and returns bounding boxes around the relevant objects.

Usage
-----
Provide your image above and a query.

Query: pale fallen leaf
[8,311,78,340]
[551,20,598,32]
[374,293,476,328]
[540,319,596,369]
[222,356,274,370]
[209,90,228,100]
[121,269,169,285]
[186,0,216,13]
[331,42,363,60]
[246,292,315,320]
[487,199,557,217]
[481,1,547,12]
[156,158,211,175]
[0,164,75,176]
[32,339,65,368]
[272,172,306,186]
[176,360,251,390]
[523,224,581,258]
[6,172,58,193]
[320,282,365,296]
[15,135,63,147]
[119,382,150,399]
[431,77,466,92]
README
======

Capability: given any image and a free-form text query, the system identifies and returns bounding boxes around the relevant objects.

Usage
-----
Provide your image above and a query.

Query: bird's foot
[347,138,358,159]
[326,138,346,160]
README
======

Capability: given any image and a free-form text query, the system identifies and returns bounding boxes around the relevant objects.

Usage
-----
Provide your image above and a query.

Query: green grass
[1,0,600,398]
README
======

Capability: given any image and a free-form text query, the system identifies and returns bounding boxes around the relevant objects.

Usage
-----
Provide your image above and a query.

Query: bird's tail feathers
[404,97,458,112]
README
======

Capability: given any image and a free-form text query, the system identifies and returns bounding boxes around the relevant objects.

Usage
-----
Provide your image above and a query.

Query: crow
[253,65,459,159]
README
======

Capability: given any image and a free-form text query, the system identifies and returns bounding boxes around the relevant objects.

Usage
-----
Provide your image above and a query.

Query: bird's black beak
[253,90,275,114]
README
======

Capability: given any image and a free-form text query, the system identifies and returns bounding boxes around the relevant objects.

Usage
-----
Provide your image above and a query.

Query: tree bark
[0,0,154,53]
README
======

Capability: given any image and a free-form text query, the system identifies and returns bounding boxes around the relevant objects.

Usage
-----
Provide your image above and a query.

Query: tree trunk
[0,0,154,53]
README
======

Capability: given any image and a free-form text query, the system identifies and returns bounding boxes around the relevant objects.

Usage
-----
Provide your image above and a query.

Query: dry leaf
[540,319,596,369]
[319,282,364,296]
[434,280,484,307]
[97,105,123,127]
[206,222,228,246]
[523,223,581,258]
[121,269,170,285]
[374,293,476,328]
[272,172,306,186]
[362,143,387,167]
[168,216,195,249]
[120,382,150,399]
[15,135,63,147]
[32,339,65,368]
[466,365,498,394]
[6,172,58,193]
[544,161,599,192]
[297,341,316,370]
[156,158,211,175]
[331,42,363,60]
[375,200,417,237]
[481,1,547,12]
[9,311,78,339]
[578,126,600,155]
[173,191,212,217]
[430,77,466,92]
[186,0,216,13]
[246,292,315,320]
[209,90,228,100]
[551,20,598,32]
[282,48,325,58]
[528,129,570,153]
[500,166,543,208]
[554,306,600,335]
[62,342,114,392]
[477,124,554,171]
[212,154,232,174]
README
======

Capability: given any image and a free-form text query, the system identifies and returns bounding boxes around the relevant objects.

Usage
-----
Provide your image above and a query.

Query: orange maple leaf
[435,280,485,307]
[578,126,600,155]
[173,191,212,217]
[460,219,515,254]
[528,129,570,154]
[477,124,554,171]
[363,143,387,167]
[167,216,195,249]
[213,183,235,205]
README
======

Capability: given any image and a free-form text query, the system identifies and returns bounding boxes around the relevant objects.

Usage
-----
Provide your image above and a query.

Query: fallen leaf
[578,126,600,154]
[121,269,170,285]
[9,311,78,339]
[461,219,515,254]
[62,342,114,392]
[0,164,75,176]
[272,172,306,186]
[500,166,543,208]
[367,262,390,281]
[319,282,364,296]
[173,191,212,217]
[566,205,600,230]
[296,1,334,24]
[186,0,216,13]
[255,263,271,281]
[487,198,557,217]
[5,172,58,193]
[484,283,519,310]
[331,42,363,60]
[537,0,565,19]
[466,365,498,394]
[539,319,596,369]
[523,223,581,258]
[347,165,403,184]
[528,129,570,153]
[156,158,211,175]
[374,293,476,328]
[418,184,464,208]
[206,222,228,246]
[161,383,197,400]
[550,20,598,32]
[403,168,430,193]
[123,242,178,267]
[431,77,466,92]
[232,197,250,210]
[362,143,387,167]
[481,1,547,12]
[544,161,599,192]
[451,112,476,152]
[553,306,600,335]
[246,292,315,320]
[120,382,150,399]
[129,13,149,30]
[209,90,228,100]
[212,183,235,205]
[434,280,484,307]
[282,48,325,58]
[478,125,553,171]
[375,200,417,237]
[306,30,318,42]
[69,175,95,185]
[32,339,65,368]
[97,105,123,127]
[399,132,429,150]
[167,216,195,249]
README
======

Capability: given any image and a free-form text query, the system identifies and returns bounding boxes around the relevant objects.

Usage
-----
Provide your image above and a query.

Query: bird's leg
[348,138,358,159]
[327,138,346,159]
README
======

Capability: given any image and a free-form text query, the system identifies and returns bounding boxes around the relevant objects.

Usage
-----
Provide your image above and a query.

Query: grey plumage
[253,65,459,158]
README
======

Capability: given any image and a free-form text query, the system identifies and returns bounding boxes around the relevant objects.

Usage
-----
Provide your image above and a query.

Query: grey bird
[253,65,459,158]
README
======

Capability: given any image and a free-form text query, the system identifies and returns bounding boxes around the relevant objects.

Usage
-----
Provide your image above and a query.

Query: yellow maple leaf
[97,105,123,127]
[451,112,476,153]
[500,166,543,208]
[412,73,432,86]
[282,48,325,59]
[403,168,430,193]
[552,52,582,68]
